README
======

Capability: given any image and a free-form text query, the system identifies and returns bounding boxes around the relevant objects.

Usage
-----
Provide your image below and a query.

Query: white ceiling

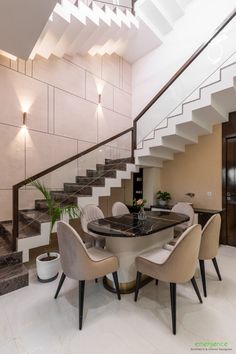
[0,0,58,59]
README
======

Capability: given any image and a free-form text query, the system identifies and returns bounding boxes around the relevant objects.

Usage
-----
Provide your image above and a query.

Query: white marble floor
[1,245,236,354]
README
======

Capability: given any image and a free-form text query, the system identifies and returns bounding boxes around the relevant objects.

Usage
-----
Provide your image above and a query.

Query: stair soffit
[0,0,58,60]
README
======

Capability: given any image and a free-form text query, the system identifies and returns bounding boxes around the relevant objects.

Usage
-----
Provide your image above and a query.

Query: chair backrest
[162,224,202,283]
[171,202,194,227]
[80,204,104,233]
[112,202,130,216]
[199,214,221,260]
[57,221,95,281]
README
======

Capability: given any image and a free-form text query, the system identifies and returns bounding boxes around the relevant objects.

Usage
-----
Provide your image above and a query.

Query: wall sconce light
[98,94,101,105]
[23,112,27,126]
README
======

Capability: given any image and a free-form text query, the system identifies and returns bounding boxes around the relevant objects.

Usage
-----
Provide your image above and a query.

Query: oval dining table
[88,210,189,294]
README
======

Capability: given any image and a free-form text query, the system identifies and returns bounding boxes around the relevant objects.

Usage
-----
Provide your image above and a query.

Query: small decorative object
[133,198,147,220]
[156,190,171,206]
[185,192,195,206]
[32,180,80,283]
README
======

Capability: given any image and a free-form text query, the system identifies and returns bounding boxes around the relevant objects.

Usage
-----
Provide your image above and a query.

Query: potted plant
[32,180,80,282]
[156,190,171,207]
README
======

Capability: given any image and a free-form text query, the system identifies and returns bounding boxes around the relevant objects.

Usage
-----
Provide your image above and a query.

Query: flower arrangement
[133,198,147,209]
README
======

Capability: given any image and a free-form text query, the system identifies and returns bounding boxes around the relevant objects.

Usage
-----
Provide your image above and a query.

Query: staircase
[28,0,192,63]
[135,51,236,167]
[0,225,28,296]
[0,157,138,281]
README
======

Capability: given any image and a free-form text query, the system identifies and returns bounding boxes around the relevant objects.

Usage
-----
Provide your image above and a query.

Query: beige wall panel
[86,71,114,111]
[85,71,98,104]
[124,178,133,205]
[48,86,54,134]
[102,54,120,87]
[77,140,94,153]
[98,108,131,144]
[99,187,126,217]
[0,52,132,219]
[0,66,48,132]
[25,60,33,76]
[114,87,132,117]
[107,187,125,216]
[122,59,132,94]
[54,89,98,142]
[143,167,162,207]
[0,124,25,188]
[65,54,102,78]
[33,55,85,98]
[99,196,109,217]
[10,59,17,71]
[0,55,10,67]
[25,130,78,188]
[0,190,12,221]
[18,59,26,74]
[101,82,114,111]
[160,125,222,209]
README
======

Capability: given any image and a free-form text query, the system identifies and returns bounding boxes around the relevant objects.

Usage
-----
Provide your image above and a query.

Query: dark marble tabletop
[88,211,189,238]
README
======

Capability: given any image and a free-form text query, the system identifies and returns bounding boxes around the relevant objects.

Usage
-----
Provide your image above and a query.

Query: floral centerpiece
[133,198,146,209]
[133,198,147,220]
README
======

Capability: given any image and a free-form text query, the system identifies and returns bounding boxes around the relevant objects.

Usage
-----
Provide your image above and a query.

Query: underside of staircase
[0,157,137,295]
[0,0,193,63]
[135,54,236,167]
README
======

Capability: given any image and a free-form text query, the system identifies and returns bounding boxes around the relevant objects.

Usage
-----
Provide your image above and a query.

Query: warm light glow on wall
[95,79,104,96]
[21,100,31,114]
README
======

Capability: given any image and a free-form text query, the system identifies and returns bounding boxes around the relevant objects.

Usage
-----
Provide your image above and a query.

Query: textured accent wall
[0,53,132,220]
[160,124,222,209]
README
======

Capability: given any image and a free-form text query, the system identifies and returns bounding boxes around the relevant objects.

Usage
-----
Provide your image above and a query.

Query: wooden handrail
[11,8,236,250]
[92,0,134,11]
[13,127,134,189]
[12,127,134,250]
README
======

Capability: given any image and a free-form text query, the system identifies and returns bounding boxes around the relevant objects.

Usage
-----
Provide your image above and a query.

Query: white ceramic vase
[36,252,60,282]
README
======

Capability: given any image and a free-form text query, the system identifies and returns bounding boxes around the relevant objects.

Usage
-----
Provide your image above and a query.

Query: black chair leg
[112,272,121,300]
[170,283,176,335]
[212,258,222,281]
[54,272,66,299]
[155,279,159,286]
[134,271,142,302]
[199,260,207,297]
[95,278,98,283]
[191,277,203,303]
[79,280,85,330]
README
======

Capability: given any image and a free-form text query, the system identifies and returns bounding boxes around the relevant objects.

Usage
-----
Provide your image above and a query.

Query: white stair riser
[136,61,236,166]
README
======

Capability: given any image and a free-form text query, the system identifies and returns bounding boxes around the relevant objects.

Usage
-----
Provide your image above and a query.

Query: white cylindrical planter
[36,252,60,282]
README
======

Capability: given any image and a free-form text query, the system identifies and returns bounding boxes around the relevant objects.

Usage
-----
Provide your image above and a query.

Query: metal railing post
[12,186,19,251]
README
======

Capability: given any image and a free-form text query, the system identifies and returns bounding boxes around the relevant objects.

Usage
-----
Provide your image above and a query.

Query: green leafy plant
[32,180,81,258]
[156,190,171,202]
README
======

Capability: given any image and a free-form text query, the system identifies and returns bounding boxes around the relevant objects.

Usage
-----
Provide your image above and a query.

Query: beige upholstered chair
[172,202,194,236]
[55,221,121,330]
[112,202,130,216]
[134,224,202,335]
[80,204,106,248]
[199,214,222,297]
[163,202,194,251]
